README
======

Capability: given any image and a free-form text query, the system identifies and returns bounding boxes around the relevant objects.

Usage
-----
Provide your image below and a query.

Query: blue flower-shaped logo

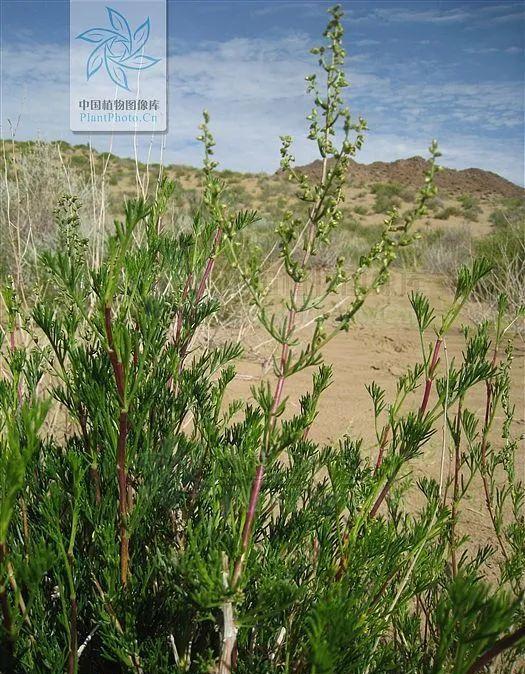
[76,7,160,91]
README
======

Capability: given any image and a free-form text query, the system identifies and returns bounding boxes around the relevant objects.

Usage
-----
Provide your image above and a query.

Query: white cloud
[490,10,525,24]
[346,6,471,25]
[464,45,523,55]
[463,47,500,54]
[354,38,381,47]
[345,3,524,28]
[1,31,523,185]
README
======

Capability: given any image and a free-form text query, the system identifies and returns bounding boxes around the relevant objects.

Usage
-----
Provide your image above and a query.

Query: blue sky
[1,0,524,183]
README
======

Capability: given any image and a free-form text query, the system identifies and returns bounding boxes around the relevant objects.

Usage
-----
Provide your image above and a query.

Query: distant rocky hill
[3,139,523,201]
[294,157,524,199]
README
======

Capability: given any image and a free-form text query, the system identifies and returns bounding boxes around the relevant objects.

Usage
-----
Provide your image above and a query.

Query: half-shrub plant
[0,6,523,673]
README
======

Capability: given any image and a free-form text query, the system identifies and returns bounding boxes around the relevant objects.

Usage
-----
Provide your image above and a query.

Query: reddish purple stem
[371,336,442,518]
[104,305,129,586]
[419,337,442,417]
[466,624,525,674]
[374,426,390,473]
[174,273,193,345]
[231,296,296,589]
[232,464,265,587]
[271,370,286,417]
[9,328,22,404]
[196,228,223,303]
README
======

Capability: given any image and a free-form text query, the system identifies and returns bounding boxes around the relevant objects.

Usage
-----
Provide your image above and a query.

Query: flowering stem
[231,199,315,589]
[224,146,328,671]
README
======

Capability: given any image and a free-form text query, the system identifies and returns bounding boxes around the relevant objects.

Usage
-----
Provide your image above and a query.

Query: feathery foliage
[0,6,523,673]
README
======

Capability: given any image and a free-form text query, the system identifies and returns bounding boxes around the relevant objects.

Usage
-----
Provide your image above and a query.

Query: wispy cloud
[344,5,472,25]
[353,38,381,47]
[346,2,524,28]
[373,7,471,24]
[249,1,329,18]
[1,8,523,185]
[463,47,500,54]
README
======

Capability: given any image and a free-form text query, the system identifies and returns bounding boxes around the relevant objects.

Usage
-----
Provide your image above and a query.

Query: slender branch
[466,624,525,674]
[196,228,223,304]
[450,398,462,577]
[20,498,29,559]
[174,273,193,345]
[178,227,223,369]
[77,626,98,659]
[479,350,510,564]
[104,304,129,586]
[6,561,30,626]
[231,465,265,588]
[420,337,442,417]
[117,410,129,586]
[371,335,443,518]
[79,407,102,506]
[219,554,238,674]
[68,596,78,674]
[374,425,390,472]
[92,576,143,673]
[104,305,125,401]
[369,481,391,519]
[0,543,13,656]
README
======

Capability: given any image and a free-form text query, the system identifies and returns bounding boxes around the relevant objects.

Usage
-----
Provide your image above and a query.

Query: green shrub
[70,154,88,167]
[354,204,368,215]
[371,182,407,213]
[371,182,403,198]
[475,220,525,317]
[458,193,482,221]
[435,205,461,220]
[489,197,525,229]
[0,7,523,674]
[372,192,401,213]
